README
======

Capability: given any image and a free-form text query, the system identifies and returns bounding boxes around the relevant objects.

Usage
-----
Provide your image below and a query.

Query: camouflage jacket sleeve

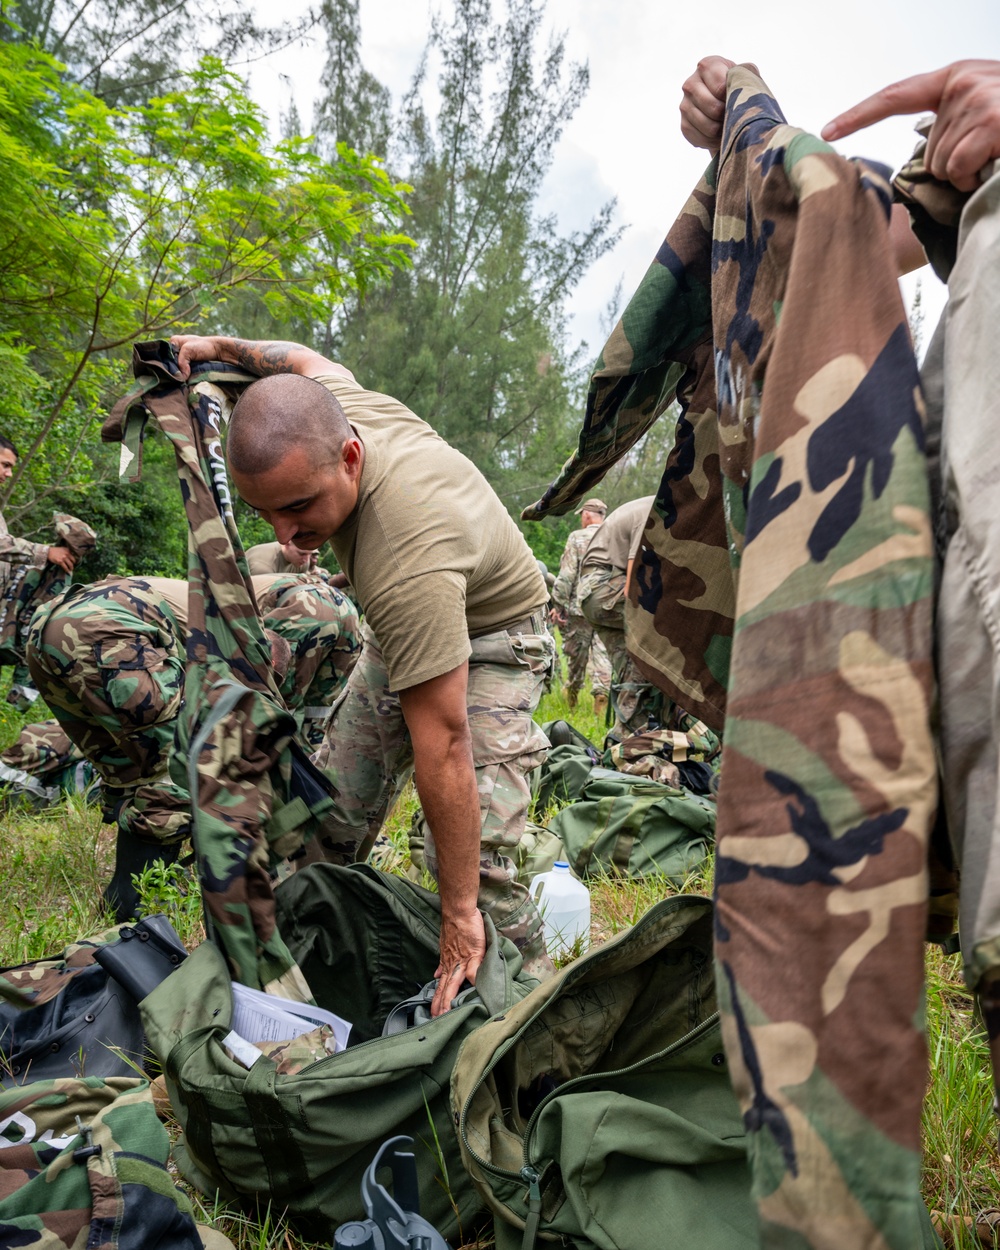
[521,174,716,522]
[0,528,48,569]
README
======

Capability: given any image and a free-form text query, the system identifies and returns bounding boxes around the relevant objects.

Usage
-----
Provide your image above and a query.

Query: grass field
[0,677,997,1248]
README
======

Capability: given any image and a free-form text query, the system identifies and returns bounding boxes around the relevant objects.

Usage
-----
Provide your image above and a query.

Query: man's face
[0,448,17,482]
[280,539,316,570]
[233,441,363,550]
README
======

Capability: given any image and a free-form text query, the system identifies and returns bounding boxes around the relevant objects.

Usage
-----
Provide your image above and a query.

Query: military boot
[563,685,579,710]
[103,829,182,923]
[593,692,609,724]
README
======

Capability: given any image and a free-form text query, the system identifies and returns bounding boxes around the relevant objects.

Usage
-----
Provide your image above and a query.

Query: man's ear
[342,437,363,479]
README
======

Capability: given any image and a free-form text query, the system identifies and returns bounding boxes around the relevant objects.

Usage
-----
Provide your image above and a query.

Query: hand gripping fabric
[102,341,348,998]
[523,66,938,1250]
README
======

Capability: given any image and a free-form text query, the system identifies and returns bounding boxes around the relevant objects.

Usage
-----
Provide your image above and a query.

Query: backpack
[138,862,541,1244]
[451,894,758,1250]
[547,770,715,883]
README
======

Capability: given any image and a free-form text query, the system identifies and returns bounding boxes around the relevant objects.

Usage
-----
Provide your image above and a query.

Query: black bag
[0,915,187,1087]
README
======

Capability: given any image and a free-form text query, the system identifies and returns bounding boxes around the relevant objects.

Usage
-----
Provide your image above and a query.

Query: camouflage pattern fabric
[26,578,191,844]
[609,710,721,789]
[0,719,95,808]
[102,341,347,997]
[0,926,129,1010]
[0,1075,228,1249]
[0,513,97,711]
[309,616,556,977]
[256,572,361,747]
[526,65,936,1250]
[578,566,665,736]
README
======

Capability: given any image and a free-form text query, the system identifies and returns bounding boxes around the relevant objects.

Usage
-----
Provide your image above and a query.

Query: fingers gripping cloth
[103,341,346,999]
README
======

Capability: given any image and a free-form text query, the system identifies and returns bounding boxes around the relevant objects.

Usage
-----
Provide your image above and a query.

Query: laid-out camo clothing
[309,615,556,977]
[552,525,611,698]
[524,66,936,1249]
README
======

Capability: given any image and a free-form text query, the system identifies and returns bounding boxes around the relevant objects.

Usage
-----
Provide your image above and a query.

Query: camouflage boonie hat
[574,497,607,515]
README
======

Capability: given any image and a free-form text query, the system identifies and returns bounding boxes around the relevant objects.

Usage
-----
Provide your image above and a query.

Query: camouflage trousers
[310,614,557,976]
[26,579,190,844]
[257,573,362,748]
[561,612,611,697]
[579,567,665,737]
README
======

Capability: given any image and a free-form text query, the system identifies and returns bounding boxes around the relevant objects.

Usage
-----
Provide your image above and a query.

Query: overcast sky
[246,0,999,364]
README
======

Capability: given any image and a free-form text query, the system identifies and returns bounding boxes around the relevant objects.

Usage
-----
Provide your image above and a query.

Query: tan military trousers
[310,614,556,976]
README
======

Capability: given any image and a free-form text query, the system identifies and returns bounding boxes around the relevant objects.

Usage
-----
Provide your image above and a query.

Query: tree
[316,0,621,517]
[0,33,413,541]
[3,0,317,108]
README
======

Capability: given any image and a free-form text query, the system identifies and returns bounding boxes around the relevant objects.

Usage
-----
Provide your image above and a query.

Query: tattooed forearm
[230,340,305,376]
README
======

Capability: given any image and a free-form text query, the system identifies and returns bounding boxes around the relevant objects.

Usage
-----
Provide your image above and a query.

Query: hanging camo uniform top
[101,341,350,1000]
[524,65,937,1250]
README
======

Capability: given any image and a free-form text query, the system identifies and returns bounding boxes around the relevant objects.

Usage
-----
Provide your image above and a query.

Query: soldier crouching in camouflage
[26,572,360,918]
[550,497,611,718]
[171,332,558,1015]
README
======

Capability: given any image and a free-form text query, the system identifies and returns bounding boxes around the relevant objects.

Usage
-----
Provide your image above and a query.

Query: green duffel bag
[139,863,541,1244]
[452,894,759,1250]
[548,769,715,883]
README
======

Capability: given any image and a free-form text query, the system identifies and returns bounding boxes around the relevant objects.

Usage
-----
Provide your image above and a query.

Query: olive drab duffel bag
[450,894,759,1250]
[138,862,542,1245]
[546,770,716,884]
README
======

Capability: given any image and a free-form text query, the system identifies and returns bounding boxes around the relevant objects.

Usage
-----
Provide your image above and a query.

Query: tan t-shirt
[316,373,547,690]
[246,542,297,576]
[581,495,656,574]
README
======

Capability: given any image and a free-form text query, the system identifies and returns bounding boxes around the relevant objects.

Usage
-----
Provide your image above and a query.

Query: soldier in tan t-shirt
[171,332,557,1015]
[246,538,319,576]
[577,494,665,739]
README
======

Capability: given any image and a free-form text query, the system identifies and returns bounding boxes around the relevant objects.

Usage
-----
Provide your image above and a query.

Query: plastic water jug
[528,862,591,958]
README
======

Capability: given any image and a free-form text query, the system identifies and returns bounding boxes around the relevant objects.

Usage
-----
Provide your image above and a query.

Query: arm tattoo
[230,339,302,376]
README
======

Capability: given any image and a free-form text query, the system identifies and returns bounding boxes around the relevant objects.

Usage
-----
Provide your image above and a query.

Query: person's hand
[169,334,231,381]
[329,571,350,589]
[548,607,565,627]
[822,60,1000,192]
[431,908,486,1017]
[47,546,75,573]
[680,56,759,154]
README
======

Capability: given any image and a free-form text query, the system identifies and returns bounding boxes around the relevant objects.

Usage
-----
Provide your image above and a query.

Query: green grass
[0,675,996,1247]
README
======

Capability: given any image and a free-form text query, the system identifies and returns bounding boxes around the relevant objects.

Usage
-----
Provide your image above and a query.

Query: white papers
[223,983,353,1068]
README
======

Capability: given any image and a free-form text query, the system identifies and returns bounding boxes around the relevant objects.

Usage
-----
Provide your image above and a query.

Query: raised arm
[822,60,1000,192]
[169,335,356,383]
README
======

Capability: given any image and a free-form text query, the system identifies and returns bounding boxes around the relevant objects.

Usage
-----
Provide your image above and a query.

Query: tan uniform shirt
[581,495,656,575]
[246,542,300,576]
[316,373,547,690]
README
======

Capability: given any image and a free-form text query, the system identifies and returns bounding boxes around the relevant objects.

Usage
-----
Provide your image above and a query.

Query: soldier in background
[578,494,661,740]
[26,572,360,918]
[550,497,611,720]
[0,436,96,710]
[246,537,319,575]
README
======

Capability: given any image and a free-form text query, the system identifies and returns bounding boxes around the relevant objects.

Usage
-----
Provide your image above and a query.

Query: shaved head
[227,374,352,476]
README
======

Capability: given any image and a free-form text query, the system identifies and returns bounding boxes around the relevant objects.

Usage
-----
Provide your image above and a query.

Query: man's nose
[272,517,298,544]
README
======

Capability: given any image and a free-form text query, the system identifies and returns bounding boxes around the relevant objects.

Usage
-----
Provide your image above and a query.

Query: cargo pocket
[94,636,184,730]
